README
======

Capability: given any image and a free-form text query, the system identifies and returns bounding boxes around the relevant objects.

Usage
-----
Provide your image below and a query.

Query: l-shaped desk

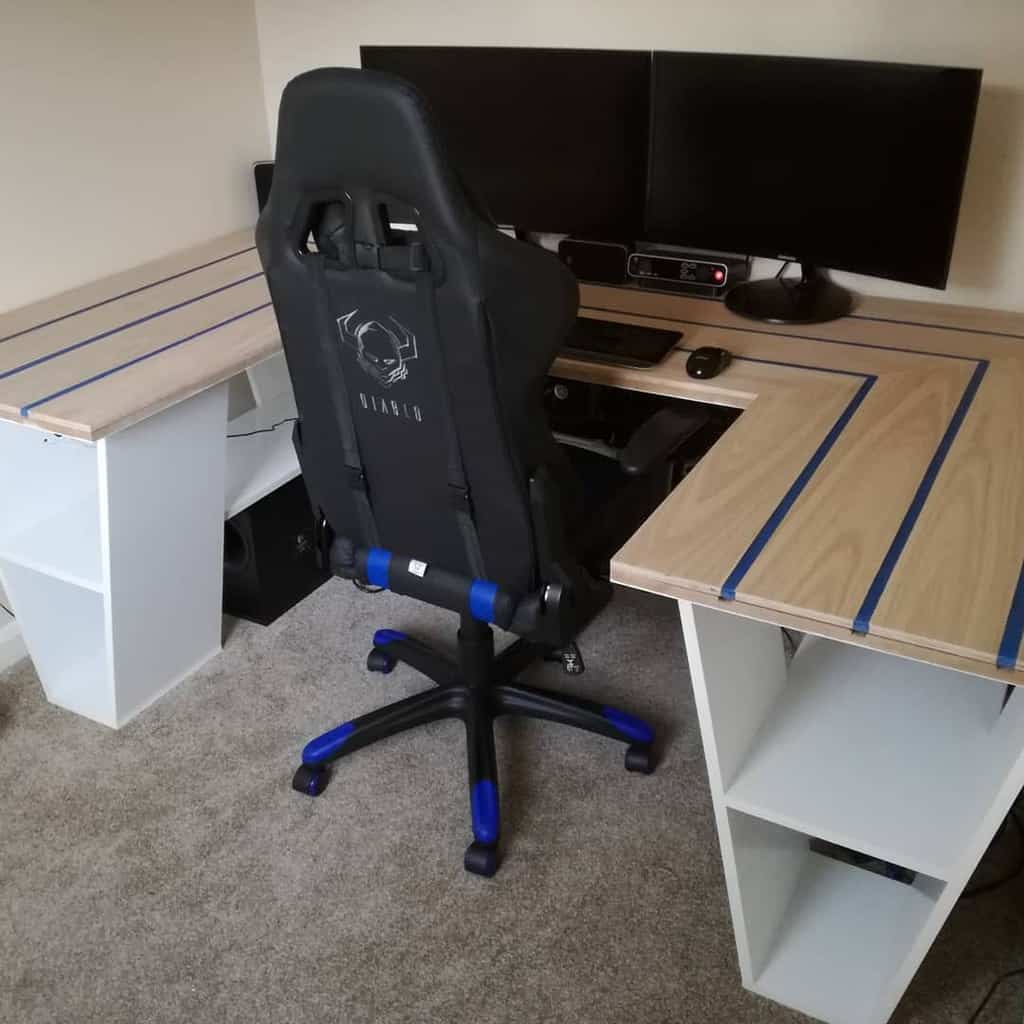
[1,229,1022,1023]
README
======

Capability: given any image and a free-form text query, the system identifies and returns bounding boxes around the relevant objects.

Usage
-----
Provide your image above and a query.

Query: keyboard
[561,317,683,369]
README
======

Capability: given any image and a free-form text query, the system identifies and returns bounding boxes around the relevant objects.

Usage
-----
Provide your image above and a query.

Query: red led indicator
[713,268,725,283]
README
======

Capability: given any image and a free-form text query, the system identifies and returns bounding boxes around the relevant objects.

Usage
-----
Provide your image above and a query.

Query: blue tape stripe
[0,246,256,346]
[0,272,264,383]
[469,580,499,623]
[850,311,1024,342]
[676,346,870,378]
[19,302,273,415]
[853,360,989,634]
[583,304,982,361]
[721,376,875,600]
[997,560,1024,670]
[365,548,391,589]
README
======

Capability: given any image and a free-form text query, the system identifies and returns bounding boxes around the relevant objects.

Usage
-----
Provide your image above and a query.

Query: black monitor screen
[646,53,981,288]
[361,46,650,238]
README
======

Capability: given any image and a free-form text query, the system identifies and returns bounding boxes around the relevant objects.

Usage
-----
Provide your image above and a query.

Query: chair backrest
[256,68,579,598]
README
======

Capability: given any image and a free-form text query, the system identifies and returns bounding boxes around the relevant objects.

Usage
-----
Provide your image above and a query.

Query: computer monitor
[646,53,982,323]
[360,46,650,239]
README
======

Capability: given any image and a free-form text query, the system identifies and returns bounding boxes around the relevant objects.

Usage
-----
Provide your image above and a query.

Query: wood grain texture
[0,230,276,441]
[4,234,1023,680]
[580,283,1024,683]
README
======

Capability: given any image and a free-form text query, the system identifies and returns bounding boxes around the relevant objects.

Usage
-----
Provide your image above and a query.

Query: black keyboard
[562,317,683,368]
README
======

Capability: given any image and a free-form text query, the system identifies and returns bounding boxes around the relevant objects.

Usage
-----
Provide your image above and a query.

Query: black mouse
[686,346,732,380]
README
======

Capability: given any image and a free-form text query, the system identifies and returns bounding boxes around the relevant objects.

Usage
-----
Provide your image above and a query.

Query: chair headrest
[270,67,474,248]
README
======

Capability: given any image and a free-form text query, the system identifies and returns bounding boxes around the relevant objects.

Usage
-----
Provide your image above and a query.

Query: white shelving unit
[0,601,26,673]
[679,600,1024,1024]
[0,353,302,727]
[0,387,228,726]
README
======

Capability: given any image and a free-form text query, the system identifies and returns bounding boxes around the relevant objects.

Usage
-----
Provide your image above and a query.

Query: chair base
[294,615,657,876]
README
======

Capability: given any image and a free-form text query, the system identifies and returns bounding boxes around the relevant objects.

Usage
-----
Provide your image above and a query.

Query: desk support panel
[0,385,228,727]
[679,600,1024,1024]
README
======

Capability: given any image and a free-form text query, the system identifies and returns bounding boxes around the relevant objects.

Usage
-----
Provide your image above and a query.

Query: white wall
[254,0,1024,312]
[0,0,270,313]
[0,1,270,630]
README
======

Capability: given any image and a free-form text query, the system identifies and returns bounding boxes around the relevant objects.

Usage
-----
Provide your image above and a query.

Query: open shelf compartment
[224,383,299,519]
[723,636,1019,880]
[0,561,112,725]
[0,420,103,591]
[729,810,943,1024]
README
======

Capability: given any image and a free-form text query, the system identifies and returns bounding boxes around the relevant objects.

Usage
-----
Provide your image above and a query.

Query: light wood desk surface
[0,229,278,440]
[570,283,1024,685]
[3,228,1021,684]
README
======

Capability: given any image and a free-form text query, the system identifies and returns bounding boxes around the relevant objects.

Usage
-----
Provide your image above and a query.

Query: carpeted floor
[1,581,1022,1024]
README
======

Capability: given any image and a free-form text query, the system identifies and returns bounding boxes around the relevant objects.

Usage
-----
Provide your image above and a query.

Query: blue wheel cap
[603,707,655,744]
[471,780,499,845]
[302,722,354,764]
[373,629,407,646]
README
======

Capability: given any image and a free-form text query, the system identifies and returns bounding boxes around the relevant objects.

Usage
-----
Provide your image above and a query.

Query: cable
[781,627,800,658]
[962,809,1024,899]
[775,261,791,279]
[968,966,1024,1023]
[0,600,12,617]
[227,416,297,439]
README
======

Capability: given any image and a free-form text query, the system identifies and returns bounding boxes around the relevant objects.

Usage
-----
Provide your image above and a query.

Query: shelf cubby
[724,636,1015,879]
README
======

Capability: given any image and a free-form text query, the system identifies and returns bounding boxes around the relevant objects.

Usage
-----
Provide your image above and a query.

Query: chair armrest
[618,407,711,477]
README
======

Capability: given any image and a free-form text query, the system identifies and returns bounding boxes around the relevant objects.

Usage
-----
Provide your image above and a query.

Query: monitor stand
[725,264,853,324]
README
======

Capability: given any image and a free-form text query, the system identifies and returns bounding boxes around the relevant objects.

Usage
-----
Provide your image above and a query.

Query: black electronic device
[223,476,329,626]
[686,346,732,380]
[647,52,982,323]
[253,161,274,213]
[563,317,682,369]
[558,238,628,284]
[628,251,732,291]
[360,46,650,237]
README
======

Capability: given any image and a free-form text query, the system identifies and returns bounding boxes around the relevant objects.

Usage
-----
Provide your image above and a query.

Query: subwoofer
[223,476,329,625]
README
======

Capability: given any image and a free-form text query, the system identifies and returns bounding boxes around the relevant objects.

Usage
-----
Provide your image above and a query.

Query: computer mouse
[686,346,732,380]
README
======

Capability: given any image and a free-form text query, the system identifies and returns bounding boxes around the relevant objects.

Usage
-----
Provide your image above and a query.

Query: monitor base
[725,265,853,324]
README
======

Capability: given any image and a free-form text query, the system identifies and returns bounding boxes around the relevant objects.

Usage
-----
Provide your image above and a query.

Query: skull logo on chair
[337,310,419,389]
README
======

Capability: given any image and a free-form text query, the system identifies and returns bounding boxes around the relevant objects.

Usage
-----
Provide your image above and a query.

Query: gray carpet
[1,581,1021,1024]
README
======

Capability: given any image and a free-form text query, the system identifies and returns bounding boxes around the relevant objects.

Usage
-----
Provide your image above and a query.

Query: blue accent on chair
[373,629,408,646]
[365,548,392,588]
[469,580,499,623]
[303,722,355,764]
[603,707,655,744]
[471,780,499,844]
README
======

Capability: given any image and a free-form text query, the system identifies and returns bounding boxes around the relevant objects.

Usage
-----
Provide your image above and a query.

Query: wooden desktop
[1,229,1022,1022]
[572,282,1024,1024]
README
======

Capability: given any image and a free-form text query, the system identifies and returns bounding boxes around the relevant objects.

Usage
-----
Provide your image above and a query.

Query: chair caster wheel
[464,841,499,877]
[366,649,396,674]
[625,743,656,775]
[292,763,330,796]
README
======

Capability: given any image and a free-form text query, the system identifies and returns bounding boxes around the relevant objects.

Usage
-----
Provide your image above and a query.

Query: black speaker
[223,476,329,626]
[253,160,274,213]
[557,238,628,284]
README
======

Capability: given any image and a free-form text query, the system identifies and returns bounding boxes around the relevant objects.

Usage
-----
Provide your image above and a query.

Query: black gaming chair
[257,68,709,876]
